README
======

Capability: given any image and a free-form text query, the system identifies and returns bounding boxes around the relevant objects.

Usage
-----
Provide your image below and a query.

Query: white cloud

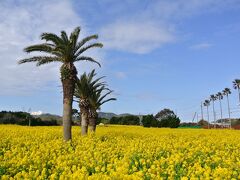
[0,0,102,96]
[190,43,213,50]
[99,0,239,54]
[101,21,175,54]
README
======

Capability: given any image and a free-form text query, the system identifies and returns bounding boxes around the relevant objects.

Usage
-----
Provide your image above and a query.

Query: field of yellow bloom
[0,125,240,179]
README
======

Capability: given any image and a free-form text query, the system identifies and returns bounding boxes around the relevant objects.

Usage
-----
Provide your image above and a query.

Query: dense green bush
[142,115,158,127]
[142,109,181,128]
[158,116,180,128]
[109,115,140,125]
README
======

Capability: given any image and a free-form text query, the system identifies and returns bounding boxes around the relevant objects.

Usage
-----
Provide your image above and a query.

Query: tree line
[108,108,181,128]
[0,111,58,126]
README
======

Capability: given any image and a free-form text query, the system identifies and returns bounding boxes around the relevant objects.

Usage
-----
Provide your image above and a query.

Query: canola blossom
[0,125,240,179]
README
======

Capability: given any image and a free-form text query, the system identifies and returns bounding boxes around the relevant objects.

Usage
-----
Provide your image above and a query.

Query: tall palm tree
[18,27,103,141]
[74,70,104,135]
[210,94,217,128]
[89,86,116,132]
[216,92,224,128]
[233,79,240,104]
[223,88,231,128]
[203,100,210,129]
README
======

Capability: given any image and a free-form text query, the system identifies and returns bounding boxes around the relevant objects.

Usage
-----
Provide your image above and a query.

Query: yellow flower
[0,125,239,179]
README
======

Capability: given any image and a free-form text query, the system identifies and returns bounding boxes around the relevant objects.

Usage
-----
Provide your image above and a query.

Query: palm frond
[70,27,81,46]
[75,43,103,57]
[75,56,101,67]
[18,56,60,65]
[36,57,61,66]
[61,31,69,43]
[75,34,99,51]
[24,43,53,53]
[100,98,117,106]
[41,33,63,45]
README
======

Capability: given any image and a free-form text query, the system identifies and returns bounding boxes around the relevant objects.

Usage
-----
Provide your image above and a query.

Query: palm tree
[210,94,217,128]
[74,70,104,135]
[203,100,210,129]
[216,92,223,127]
[233,79,240,104]
[223,88,231,128]
[18,27,103,141]
[89,86,116,132]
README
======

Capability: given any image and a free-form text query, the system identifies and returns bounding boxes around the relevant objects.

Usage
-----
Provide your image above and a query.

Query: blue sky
[1,0,240,122]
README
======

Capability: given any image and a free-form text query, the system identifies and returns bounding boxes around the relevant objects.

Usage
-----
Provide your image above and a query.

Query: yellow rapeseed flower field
[0,125,240,179]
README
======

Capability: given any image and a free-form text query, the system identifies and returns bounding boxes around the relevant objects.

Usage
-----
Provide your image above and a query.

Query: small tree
[156,108,181,128]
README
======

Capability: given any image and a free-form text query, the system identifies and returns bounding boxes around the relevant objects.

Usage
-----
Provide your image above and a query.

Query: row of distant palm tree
[18,27,115,140]
[203,79,240,128]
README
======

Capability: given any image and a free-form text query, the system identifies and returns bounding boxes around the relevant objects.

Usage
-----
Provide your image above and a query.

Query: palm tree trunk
[89,117,96,132]
[62,79,75,141]
[89,110,97,132]
[207,106,210,129]
[80,106,88,135]
[212,101,216,128]
[219,99,223,128]
[226,94,231,128]
[61,63,77,141]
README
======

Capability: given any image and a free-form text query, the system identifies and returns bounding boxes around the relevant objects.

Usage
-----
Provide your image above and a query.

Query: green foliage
[74,69,116,121]
[142,115,157,127]
[96,117,109,124]
[0,111,58,126]
[19,27,103,68]
[109,115,140,125]
[155,108,175,120]
[142,110,181,128]
[158,116,181,128]
[155,108,181,128]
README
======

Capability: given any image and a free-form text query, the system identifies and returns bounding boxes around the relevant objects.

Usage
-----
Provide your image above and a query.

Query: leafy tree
[155,109,175,120]
[18,27,103,140]
[155,108,180,128]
